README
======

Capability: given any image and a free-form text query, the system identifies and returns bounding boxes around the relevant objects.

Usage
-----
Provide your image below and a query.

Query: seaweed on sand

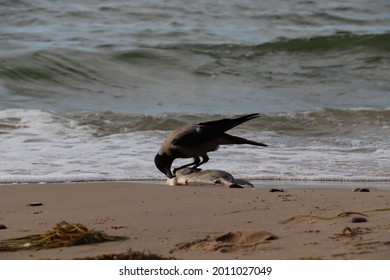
[79,248,176,260]
[0,221,128,252]
[282,207,390,224]
[329,227,372,239]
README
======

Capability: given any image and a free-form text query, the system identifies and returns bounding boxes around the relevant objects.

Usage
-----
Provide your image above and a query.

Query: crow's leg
[173,157,201,173]
[193,154,209,170]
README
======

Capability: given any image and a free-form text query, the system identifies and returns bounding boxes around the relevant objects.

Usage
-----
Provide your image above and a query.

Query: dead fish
[166,168,253,188]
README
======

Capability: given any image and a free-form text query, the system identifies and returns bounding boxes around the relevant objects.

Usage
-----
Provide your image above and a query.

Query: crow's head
[154,153,175,178]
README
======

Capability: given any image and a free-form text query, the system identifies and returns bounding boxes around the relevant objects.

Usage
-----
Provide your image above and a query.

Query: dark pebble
[352,217,367,223]
[0,224,7,230]
[29,202,43,206]
[352,188,370,192]
[270,188,284,192]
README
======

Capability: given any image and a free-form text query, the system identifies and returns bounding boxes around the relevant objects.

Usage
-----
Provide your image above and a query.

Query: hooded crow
[154,113,267,178]
[154,114,267,178]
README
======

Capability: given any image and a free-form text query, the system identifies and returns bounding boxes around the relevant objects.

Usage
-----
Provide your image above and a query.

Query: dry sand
[0,182,389,260]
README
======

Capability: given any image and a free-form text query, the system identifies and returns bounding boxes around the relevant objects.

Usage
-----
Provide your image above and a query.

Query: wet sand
[0,182,389,260]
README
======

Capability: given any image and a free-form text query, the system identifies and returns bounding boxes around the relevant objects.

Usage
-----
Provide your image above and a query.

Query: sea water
[1,0,389,185]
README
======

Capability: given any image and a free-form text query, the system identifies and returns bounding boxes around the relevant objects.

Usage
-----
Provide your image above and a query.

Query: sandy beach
[0,182,389,260]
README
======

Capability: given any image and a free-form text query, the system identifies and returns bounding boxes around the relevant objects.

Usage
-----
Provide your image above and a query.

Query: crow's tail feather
[221,134,267,147]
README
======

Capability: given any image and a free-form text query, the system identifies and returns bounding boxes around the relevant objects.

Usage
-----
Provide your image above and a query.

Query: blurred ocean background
[1,0,389,185]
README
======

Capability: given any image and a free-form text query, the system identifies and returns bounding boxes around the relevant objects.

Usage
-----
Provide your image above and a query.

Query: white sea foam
[1,109,389,185]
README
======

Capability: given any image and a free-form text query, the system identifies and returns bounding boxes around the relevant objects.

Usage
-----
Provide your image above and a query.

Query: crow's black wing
[172,114,259,147]
[172,125,221,147]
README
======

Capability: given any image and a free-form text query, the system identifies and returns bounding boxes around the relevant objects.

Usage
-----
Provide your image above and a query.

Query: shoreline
[1,179,389,189]
[0,181,389,260]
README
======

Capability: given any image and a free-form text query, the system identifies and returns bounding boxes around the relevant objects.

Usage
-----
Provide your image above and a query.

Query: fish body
[167,168,253,188]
